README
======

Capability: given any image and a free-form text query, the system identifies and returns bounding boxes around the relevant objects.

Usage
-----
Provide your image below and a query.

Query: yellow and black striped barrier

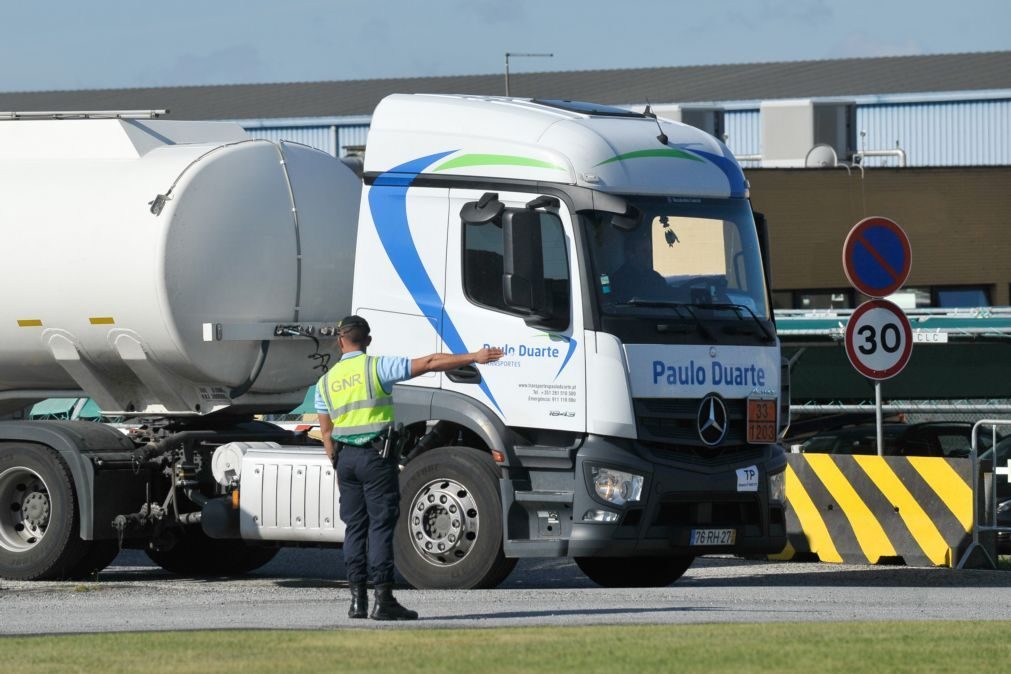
[773,454,973,567]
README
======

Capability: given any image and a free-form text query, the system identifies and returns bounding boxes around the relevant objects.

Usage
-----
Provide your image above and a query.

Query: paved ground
[2,550,1010,634]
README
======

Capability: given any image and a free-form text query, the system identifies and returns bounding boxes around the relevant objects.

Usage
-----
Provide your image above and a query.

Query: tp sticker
[736,465,759,492]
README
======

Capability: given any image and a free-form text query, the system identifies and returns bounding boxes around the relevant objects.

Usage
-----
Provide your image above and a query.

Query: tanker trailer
[0,112,359,579]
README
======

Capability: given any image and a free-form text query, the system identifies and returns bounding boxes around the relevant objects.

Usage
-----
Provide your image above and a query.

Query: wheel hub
[0,467,51,552]
[408,478,479,567]
[22,490,51,529]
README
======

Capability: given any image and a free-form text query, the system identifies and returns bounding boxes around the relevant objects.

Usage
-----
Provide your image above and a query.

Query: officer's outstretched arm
[410,347,504,377]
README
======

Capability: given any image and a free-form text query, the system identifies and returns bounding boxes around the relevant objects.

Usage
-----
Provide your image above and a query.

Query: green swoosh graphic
[433,153,567,172]
[595,148,705,166]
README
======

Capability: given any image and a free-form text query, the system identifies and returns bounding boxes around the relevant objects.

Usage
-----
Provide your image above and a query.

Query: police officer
[315,315,503,620]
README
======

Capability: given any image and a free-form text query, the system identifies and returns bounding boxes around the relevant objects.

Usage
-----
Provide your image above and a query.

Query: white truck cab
[353,95,788,588]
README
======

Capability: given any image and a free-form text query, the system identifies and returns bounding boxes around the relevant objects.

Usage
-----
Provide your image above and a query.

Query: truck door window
[463,209,570,327]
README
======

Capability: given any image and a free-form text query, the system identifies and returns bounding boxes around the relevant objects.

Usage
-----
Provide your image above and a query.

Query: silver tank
[0,118,360,415]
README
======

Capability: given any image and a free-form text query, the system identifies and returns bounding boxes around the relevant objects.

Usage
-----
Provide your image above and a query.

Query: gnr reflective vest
[317,354,394,445]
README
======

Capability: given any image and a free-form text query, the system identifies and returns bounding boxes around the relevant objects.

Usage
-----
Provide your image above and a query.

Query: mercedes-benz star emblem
[697,395,728,446]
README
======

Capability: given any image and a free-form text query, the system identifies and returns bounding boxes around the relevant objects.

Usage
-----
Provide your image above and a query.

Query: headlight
[591,467,644,506]
[769,470,786,503]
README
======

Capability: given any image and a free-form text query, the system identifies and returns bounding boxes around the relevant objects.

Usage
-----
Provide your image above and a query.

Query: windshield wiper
[620,298,715,341]
[694,302,775,342]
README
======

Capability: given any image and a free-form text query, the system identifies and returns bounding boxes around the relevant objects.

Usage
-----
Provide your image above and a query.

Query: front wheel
[394,447,516,589]
[575,555,695,587]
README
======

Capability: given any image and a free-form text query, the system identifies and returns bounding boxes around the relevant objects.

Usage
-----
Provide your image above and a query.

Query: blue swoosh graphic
[552,335,578,382]
[678,146,747,198]
[369,151,504,415]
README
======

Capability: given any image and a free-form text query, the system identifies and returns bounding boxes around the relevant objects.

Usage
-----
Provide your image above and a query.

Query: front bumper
[502,434,787,558]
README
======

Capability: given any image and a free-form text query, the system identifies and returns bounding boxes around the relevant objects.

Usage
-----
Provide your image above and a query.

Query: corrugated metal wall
[239,98,1010,167]
[244,124,370,157]
[724,109,760,167]
[856,99,1011,167]
[722,99,1011,168]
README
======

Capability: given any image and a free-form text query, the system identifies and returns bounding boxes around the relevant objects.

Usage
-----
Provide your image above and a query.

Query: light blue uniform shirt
[314,350,412,414]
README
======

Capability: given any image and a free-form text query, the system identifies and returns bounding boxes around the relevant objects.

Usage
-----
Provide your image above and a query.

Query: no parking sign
[842,216,911,298]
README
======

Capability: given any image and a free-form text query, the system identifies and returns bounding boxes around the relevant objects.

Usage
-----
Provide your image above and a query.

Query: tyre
[394,446,516,589]
[0,443,89,580]
[575,555,695,588]
[146,528,279,576]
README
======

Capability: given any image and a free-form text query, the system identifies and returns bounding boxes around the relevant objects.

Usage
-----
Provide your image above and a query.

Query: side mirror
[461,192,504,224]
[503,210,550,322]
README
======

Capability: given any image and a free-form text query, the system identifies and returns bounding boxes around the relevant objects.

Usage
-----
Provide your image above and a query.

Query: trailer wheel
[575,555,695,587]
[0,443,89,580]
[394,446,516,589]
[146,529,279,576]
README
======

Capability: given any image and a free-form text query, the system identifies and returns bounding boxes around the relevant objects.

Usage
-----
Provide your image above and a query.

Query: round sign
[842,216,912,298]
[845,299,913,380]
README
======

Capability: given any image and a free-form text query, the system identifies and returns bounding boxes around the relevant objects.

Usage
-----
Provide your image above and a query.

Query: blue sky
[3,0,1009,92]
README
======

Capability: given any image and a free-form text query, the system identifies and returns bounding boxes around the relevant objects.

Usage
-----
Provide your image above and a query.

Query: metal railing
[956,419,1011,569]
[0,110,167,120]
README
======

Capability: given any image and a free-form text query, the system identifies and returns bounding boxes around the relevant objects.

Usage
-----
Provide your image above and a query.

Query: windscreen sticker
[737,465,759,492]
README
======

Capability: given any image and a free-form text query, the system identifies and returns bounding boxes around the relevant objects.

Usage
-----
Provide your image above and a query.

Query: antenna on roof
[642,100,668,146]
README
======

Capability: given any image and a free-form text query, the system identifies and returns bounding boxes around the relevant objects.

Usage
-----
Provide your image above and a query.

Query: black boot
[348,582,368,619]
[369,583,418,621]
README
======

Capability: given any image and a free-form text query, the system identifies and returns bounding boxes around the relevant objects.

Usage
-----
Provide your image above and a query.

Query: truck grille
[634,397,747,447]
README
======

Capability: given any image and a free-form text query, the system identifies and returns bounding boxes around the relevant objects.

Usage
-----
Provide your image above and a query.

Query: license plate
[747,397,778,444]
[690,528,736,546]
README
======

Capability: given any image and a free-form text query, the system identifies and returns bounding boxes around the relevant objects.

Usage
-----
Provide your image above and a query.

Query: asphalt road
[2,550,1011,634]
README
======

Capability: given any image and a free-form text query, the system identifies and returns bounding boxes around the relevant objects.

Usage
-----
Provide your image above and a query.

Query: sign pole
[875,381,884,456]
[841,217,913,457]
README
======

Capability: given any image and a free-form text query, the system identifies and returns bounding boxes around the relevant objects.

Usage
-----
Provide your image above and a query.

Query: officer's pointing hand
[473,347,504,364]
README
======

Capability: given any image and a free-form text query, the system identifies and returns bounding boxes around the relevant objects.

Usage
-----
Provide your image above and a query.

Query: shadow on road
[86,550,1011,591]
[681,563,1011,589]
[431,605,732,621]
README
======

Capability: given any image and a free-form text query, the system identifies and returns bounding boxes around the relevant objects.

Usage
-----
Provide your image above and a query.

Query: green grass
[6,622,1010,674]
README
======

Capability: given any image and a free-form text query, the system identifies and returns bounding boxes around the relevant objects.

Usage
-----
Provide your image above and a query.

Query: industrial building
[3,51,1010,308]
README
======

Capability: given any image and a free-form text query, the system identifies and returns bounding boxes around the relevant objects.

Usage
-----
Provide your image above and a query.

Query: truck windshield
[583,197,770,321]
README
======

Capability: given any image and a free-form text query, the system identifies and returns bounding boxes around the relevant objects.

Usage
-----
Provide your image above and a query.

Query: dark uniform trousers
[337,443,400,585]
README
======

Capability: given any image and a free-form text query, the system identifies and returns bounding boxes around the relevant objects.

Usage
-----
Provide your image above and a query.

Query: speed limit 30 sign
[844,299,913,380]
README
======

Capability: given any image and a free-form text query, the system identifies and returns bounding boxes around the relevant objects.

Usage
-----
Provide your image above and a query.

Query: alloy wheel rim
[0,467,52,552]
[407,478,480,567]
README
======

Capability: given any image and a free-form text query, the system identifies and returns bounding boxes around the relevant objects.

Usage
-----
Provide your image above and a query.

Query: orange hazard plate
[747,398,777,444]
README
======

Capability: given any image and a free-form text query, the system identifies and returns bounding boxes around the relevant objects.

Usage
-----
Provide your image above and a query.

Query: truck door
[442,189,585,432]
